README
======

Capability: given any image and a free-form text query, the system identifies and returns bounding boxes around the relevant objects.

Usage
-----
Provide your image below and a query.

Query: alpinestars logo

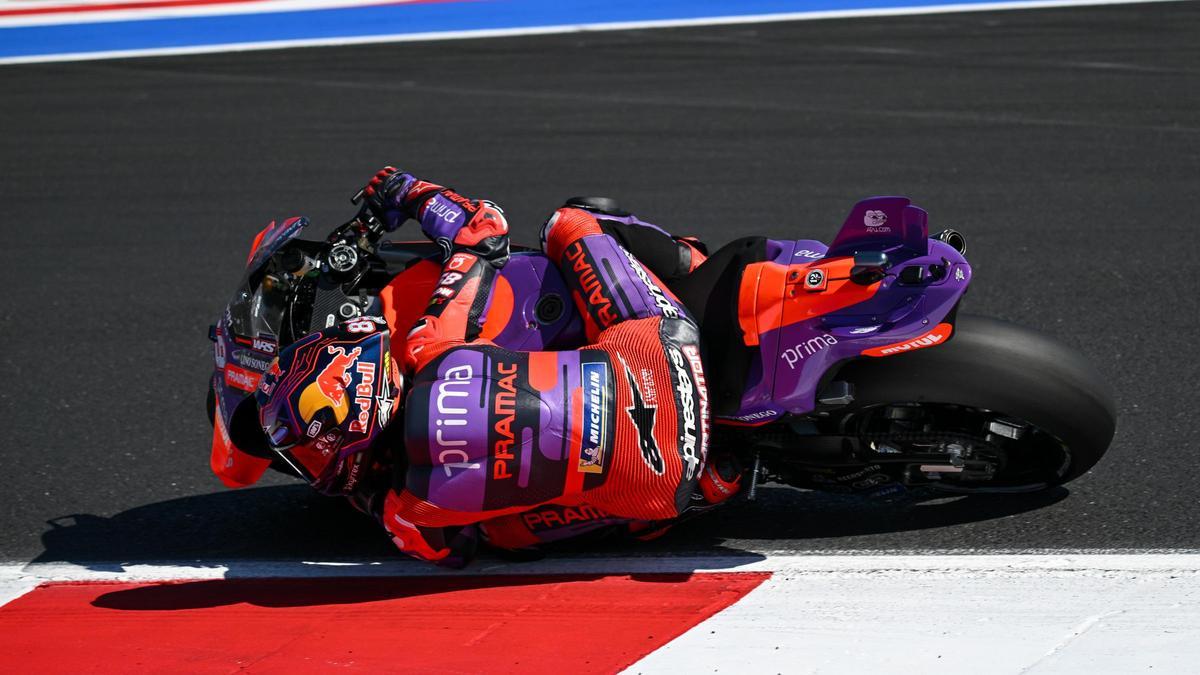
[375,351,397,429]
[620,357,663,475]
[621,247,679,319]
[668,346,704,482]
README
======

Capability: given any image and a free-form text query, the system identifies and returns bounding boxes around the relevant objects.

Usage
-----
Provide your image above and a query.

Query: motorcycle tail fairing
[721,196,971,424]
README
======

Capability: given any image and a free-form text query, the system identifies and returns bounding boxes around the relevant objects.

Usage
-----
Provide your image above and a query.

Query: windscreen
[224,216,311,339]
[226,272,287,339]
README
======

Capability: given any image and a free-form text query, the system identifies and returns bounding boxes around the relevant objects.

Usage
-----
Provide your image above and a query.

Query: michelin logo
[579,362,609,473]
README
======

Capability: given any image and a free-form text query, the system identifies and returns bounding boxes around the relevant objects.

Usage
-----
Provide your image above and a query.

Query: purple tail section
[825,196,929,259]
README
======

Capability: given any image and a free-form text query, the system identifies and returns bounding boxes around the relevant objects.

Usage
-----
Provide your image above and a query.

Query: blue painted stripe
[0,0,1085,60]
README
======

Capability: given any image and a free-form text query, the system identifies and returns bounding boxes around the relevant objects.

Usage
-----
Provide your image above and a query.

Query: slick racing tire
[833,314,1117,488]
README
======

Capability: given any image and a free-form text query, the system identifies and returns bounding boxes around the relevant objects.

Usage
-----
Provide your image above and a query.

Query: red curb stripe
[1,0,280,18]
[0,572,769,673]
[0,0,453,19]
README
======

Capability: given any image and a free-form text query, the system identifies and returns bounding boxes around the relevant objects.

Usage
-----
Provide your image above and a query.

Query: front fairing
[210,217,310,485]
[224,217,310,345]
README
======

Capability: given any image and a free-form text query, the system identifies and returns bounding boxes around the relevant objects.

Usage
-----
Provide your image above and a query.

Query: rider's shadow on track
[34,483,1068,610]
[33,481,1068,583]
[35,485,1069,612]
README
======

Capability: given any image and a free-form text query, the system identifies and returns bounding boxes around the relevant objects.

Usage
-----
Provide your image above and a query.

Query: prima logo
[425,197,461,223]
[781,334,838,369]
[434,364,479,476]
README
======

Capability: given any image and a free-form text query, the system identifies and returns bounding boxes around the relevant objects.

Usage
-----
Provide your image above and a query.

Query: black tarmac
[2,2,1198,565]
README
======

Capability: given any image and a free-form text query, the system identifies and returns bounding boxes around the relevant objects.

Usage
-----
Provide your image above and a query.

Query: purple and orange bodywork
[724,196,970,425]
[210,196,970,485]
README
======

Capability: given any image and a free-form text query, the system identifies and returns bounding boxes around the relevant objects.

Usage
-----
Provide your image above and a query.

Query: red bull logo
[348,360,377,434]
[316,346,360,405]
[299,345,361,424]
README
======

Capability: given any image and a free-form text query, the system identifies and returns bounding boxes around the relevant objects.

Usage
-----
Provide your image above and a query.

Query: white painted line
[5,553,1200,584]
[0,0,1185,64]
[623,554,1200,674]
[5,554,1197,672]
[0,576,40,607]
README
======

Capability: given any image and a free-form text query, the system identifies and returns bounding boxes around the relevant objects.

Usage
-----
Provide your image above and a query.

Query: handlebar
[328,194,393,255]
[316,191,413,281]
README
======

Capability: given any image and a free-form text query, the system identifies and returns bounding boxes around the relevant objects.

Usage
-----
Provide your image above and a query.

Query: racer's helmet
[255,316,404,495]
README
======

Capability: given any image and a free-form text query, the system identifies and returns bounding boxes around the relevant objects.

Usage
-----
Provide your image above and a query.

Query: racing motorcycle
[208,195,1116,498]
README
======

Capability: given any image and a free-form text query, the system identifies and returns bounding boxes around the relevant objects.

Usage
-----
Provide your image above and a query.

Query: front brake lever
[348,191,391,241]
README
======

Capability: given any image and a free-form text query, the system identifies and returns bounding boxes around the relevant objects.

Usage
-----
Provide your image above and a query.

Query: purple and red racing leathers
[358,170,732,566]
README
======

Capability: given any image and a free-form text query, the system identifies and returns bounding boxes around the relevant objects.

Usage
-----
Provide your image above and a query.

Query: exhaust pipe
[933,229,967,255]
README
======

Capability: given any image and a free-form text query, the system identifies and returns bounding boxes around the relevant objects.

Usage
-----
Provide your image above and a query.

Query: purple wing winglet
[825,196,929,259]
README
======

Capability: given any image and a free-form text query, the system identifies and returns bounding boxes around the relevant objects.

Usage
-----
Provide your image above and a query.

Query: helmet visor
[267,410,347,485]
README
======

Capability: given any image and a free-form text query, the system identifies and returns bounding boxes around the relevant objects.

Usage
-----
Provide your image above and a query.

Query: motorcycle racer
[215,172,1115,565]
[227,172,930,565]
[255,168,739,566]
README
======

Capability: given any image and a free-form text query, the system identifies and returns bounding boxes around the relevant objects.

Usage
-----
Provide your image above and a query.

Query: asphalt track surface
[2,2,1197,567]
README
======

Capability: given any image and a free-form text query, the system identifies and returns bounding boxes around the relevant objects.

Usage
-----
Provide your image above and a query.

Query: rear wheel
[845,402,1074,492]
[829,314,1116,491]
[737,315,1117,494]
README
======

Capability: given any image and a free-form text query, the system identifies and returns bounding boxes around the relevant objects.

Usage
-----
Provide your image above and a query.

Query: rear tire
[833,314,1116,485]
